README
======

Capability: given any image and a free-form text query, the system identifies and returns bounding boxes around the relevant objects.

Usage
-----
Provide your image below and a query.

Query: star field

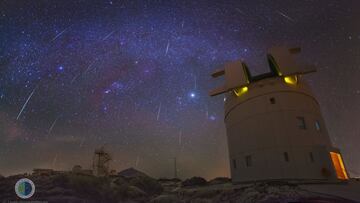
[0,0,360,178]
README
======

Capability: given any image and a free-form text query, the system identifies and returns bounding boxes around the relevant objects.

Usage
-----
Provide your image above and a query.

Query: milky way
[0,0,360,178]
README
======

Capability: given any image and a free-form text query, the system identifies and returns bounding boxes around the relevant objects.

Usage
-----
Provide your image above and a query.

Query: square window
[315,121,321,131]
[309,152,315,163]
[245,155,252,167]
[284,152,289,162]
[270,97,276,104]
[296,116,306,129]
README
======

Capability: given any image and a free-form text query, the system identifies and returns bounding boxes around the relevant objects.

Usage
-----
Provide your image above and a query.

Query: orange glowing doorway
[330,152,348,180]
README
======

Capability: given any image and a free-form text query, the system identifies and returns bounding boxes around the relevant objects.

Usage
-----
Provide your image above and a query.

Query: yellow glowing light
[234,86,248,97]
[330,152,349,180]
[284,75,298,85]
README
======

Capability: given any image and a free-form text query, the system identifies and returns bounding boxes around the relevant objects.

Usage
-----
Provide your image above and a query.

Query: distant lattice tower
[209,47,349,183]
[92,146,112,177]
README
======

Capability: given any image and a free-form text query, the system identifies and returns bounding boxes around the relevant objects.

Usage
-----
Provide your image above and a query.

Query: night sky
[1,0,360,179]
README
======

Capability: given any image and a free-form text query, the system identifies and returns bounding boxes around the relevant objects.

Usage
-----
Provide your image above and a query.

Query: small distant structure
[72,165,93,176]
[110,169,117,176]
[209,46,349,183]
[92,146,112,177]
[81,169,93,176]
[32,168,66,176]
[33,168,54,176]
[72,165,82,173]
[118,167,148,178]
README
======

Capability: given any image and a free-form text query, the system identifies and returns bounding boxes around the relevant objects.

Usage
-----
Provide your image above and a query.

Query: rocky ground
[0,169,359,203]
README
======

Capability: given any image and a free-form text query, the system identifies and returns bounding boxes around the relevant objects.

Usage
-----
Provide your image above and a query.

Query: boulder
[45,187,75,196]
[129,175,163,195]
[181,177,207,187]
[158,178,181,183]
[208,177,231,185]
[46,196,93,203]
[112,176,128,187]
[150,194,181,203]
[118,168,148,179]
[126,185,147,198]
[117,168,163,195]
[53,174,69,187]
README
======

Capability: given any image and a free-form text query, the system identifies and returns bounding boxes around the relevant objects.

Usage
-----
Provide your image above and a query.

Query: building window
[232,159,237,169]
[296,116,306,129]
[309,152,315,163]
[315,120,321,132]
[284,152,289,162]
[270,97,276,104]
[245,155,252,167]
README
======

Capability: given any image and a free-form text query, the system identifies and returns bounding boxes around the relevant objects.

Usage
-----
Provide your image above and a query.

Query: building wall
[224,76,341,182]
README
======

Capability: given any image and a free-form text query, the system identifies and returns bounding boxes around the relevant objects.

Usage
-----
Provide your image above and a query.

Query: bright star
[190,92,196,98]
[58,66,64,71]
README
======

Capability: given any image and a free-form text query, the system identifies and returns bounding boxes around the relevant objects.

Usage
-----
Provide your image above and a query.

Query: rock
[45,186,75,196]
[0,170,357,202]
[46,196,93,203]
[118,168,148,179]
[158,178,181,183]
[126,185,147,198]
[181,177,207,187]
[72,165,82,173]
[150,194,181,203]
[112,176,128,187]
[208,177,231,185]
[53,174,69,187]
[129,175,163,195]
[67,174,114,199]
[192,189,220,199]
[117,168,163,195]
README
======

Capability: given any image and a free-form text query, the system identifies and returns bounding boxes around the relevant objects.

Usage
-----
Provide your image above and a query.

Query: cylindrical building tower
[210,47,349,183]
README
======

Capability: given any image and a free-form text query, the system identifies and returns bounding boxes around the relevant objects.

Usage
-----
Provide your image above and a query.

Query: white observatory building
[210,47,349,183]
